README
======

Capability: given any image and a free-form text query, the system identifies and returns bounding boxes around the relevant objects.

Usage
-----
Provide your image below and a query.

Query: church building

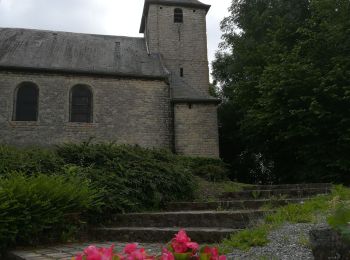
[0,0,220,158]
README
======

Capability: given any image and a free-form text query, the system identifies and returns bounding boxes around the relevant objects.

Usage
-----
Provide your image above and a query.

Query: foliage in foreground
[222,185,350,251]
[213,0,350,184]
[327,187,350,242]
[0,142,229,217]
[0,142,230,249]
[0,174,100,251]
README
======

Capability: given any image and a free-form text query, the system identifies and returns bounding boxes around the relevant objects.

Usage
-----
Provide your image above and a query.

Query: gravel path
[227,223,321,260]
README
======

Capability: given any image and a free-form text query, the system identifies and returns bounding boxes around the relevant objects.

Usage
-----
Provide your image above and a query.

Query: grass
[221,185,350,252]
[193,176,248,202]
[222,225,270,251]
[328,201,350,242]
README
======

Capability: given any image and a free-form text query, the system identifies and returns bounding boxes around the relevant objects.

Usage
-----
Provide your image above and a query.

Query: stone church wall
[0,71,172,149]
[146,5,210,95]
[174,103,219,158]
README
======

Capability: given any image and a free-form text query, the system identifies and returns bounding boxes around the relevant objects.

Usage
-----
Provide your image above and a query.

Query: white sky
[0,0,231,72]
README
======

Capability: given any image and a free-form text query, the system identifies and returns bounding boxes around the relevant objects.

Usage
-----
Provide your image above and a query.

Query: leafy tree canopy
[213,0,350,183]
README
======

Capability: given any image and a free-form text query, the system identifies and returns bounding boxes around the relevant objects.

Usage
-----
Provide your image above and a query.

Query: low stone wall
[309,224,350,260]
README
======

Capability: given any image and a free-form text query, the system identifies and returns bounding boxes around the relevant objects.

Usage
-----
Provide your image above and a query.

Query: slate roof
[171,80,220,104]
[0,28,167,79]
[140,0,211,33]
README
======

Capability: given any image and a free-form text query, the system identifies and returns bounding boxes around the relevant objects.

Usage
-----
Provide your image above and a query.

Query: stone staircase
[89,183,332,244]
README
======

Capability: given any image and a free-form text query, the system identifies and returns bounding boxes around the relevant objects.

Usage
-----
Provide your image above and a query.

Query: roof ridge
[0,27,143,40]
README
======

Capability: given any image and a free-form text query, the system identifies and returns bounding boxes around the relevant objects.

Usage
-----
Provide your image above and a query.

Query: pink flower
[171,240,188,253]
[171,229,199,254]
[185,242,199,251]
[202,246,226,260]
[75,254,83,260]
[174,229,191,243]
[122,244,154,260]
[76,244,115,260]
[83,245,101,260]
[124,243,139,254]
[161,248,174,260]
[99,245,114,260]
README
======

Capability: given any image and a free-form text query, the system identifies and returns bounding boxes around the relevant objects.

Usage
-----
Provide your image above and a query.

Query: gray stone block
[310,224,350,260]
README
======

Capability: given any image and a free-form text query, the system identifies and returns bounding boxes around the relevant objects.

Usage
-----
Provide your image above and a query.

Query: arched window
[70,85,93,123]
[174,8,183,23]
[14,82,39,121]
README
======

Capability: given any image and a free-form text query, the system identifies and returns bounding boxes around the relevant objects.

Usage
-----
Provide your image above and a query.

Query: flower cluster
[75,243,154,260]
[166,230,226,260]
[75,244,115,260]
[73,230,226,260]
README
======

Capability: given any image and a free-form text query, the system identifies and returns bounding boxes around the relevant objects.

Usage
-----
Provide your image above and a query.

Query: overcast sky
[0,0,231,72]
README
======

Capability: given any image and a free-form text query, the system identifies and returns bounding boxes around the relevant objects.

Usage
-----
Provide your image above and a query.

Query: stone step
[165,198,309,211]
[221,187,330,200]
[242,183,332,191]
[107,210,270,229]
[90,227,240,243]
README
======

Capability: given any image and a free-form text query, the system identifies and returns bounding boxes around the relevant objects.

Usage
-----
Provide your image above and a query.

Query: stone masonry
[0,71,171,148]
[174,103,219,157]
[0,0,220,157]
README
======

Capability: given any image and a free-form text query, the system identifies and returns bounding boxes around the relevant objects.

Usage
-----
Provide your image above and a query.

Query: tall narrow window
[70,85,92,123]
[174,8,183,23]
[15,82,39,121]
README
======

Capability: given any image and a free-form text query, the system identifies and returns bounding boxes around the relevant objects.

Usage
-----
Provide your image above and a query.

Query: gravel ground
[227,223,322,260]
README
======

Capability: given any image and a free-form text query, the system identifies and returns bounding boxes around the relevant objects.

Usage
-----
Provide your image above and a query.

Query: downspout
[144,16,151,55]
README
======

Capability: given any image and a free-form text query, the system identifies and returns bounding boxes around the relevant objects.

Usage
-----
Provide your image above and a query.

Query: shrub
[0,173,101,251]
[0,146,64,176]
[57,143,197,216]
[179,156,230,182]
[328,204,350,242]
[0,142,227,216]
[193,165,229,182]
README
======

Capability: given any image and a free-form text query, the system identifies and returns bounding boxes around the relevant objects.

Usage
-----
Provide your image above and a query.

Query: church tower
[140,0,220,158]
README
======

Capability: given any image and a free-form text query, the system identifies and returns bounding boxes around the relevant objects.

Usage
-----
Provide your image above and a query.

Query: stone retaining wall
[310,224,350,260]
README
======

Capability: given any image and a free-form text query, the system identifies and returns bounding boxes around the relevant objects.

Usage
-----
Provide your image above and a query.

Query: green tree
[213,0,350,183]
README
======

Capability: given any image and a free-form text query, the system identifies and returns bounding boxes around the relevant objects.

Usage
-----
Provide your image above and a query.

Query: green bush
[179,156,230,182]
[193,165,229,182]
[0,143,229,216]
[0,146,64,176]
[57,143,197,216]
[328,204,350,242]
[0,173,100,251]
[0,142,229,252]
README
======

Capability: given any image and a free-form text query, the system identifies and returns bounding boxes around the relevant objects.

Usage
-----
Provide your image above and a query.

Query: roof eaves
[171,97,221,104]
[0,65,168,81]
